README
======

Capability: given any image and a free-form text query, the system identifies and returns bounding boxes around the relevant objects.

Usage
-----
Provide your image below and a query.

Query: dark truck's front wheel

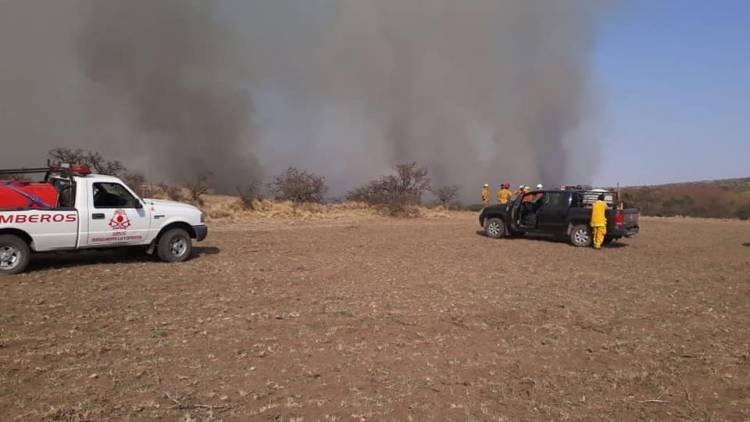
[569,225,592,247]
[0,235,31,275]
[157,228,193,263]
[484,218,506,239]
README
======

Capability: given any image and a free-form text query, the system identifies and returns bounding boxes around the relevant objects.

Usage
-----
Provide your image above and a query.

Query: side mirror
[135,201,144,209]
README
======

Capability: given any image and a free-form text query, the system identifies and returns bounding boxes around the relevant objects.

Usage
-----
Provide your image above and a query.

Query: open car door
[508,197,523,231]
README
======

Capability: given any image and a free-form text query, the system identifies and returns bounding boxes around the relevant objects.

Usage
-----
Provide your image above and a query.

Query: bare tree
[347,162,431,216]
[122,172,146,197]
[185,172,213,205]
[156,182,183,201]
[49,148,126,176]
[237,180,263,210]
[269,167,328,203]
[432,185,460,207]
[48,148,150,197]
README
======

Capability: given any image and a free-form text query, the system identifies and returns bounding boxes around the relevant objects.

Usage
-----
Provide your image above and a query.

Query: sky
[0,1,747,192]
[593,0,750,186]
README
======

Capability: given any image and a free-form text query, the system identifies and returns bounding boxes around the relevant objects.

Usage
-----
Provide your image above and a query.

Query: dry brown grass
[199,195,457,222]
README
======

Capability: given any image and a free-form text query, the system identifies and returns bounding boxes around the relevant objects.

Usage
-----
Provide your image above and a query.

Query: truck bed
[566,207,640,237]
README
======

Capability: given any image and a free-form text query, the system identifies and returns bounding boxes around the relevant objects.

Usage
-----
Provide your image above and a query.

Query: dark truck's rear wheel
[569,225,592,247]
[484,218,506,239]
[603,236,615,246]
[157,228,193,262]
[0,235,31,275]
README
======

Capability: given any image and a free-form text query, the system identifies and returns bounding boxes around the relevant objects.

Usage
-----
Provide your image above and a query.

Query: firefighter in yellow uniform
[496,183,512,204]
[590,194,609,249]
[481,183,490,207]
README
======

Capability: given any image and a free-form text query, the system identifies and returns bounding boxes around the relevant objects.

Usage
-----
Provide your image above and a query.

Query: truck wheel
[157,228,193,263]
[569,225,592,247]
[0,235,31,275]
[484,218,506,239]
[603,236,615,246]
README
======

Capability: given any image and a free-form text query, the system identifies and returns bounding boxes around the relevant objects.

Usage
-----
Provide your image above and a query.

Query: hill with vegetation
[619,178,750,220]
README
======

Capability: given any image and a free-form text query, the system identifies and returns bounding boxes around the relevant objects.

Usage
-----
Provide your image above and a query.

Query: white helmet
[518,185,525,190]
[536,184,543,190]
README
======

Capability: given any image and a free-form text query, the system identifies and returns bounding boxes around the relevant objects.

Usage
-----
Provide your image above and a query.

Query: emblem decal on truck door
[108,210,131,230]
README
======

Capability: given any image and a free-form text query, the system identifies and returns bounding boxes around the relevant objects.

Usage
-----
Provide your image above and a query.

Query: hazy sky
[593,0,749,186]
[0,1,746,191]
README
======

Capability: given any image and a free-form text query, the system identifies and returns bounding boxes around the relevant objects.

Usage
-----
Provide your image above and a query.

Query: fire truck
[0,163,207,274]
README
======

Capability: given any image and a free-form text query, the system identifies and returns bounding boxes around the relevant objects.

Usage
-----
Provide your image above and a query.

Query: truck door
[536,192,570,233]
[85,182,151,247]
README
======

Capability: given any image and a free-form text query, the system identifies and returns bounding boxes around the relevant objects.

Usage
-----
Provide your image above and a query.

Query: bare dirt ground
[1,215,749,421]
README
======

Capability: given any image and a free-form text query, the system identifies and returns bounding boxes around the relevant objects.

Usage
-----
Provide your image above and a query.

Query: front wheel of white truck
[156,228,193,263]
[0,235,31,275]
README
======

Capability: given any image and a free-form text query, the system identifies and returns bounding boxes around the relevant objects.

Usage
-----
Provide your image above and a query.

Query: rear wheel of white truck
[0,235,31,275]
[157,228,193,263]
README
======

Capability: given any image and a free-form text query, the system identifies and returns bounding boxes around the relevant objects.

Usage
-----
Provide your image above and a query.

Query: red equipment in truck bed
[0,181,59,210]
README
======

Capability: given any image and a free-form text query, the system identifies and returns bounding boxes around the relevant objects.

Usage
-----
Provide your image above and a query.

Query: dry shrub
[121,172,146,197]
[738,204,750,220]
[269,167,328,203]
[147,183,188,201]
[184,172,212,205]
[140,184,166,199]
[197,194,459,222]
[200,196,372,221]
[347,162,431,217]
[140,183,180,200]
[432,185,461,207]
[237,181,262,210]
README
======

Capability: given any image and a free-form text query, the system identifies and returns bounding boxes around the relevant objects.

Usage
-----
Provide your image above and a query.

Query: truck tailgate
[620,209,639,236]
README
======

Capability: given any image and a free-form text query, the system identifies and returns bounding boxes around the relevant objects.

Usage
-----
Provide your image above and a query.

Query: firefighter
[481,183,490,207]
[497,183,513,204]
[521,185,533,203]
[535,184,544,201]
[591,193,609,249]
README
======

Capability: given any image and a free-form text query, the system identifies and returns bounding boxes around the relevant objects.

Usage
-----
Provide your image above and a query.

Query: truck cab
[0,164,207,274]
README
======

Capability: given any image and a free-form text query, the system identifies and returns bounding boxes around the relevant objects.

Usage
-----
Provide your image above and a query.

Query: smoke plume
[76,0,260,189]
[0,0,610,197]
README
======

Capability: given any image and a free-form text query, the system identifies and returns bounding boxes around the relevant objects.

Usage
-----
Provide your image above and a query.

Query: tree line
[44,148,463,215]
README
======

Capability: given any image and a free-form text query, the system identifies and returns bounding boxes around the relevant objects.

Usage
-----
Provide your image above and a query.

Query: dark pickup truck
[479,189,639,247]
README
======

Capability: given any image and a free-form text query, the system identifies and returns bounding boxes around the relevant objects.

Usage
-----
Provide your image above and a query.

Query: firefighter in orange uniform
[591,194,609,249]
[496,183,513,204]
[481,183,490,207]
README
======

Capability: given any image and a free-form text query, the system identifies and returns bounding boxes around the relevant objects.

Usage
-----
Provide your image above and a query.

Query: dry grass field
[1,212,749,421]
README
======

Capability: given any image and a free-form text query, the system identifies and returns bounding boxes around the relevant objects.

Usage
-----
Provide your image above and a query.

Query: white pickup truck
[0,164,207,274]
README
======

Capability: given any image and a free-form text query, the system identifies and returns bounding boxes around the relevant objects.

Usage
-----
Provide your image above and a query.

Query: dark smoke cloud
[234,0,609,193]
[76,0,260,190]
[0,0,612,198]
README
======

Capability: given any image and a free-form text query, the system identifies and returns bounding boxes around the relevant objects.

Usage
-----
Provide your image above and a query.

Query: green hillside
[618,178,750,220]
